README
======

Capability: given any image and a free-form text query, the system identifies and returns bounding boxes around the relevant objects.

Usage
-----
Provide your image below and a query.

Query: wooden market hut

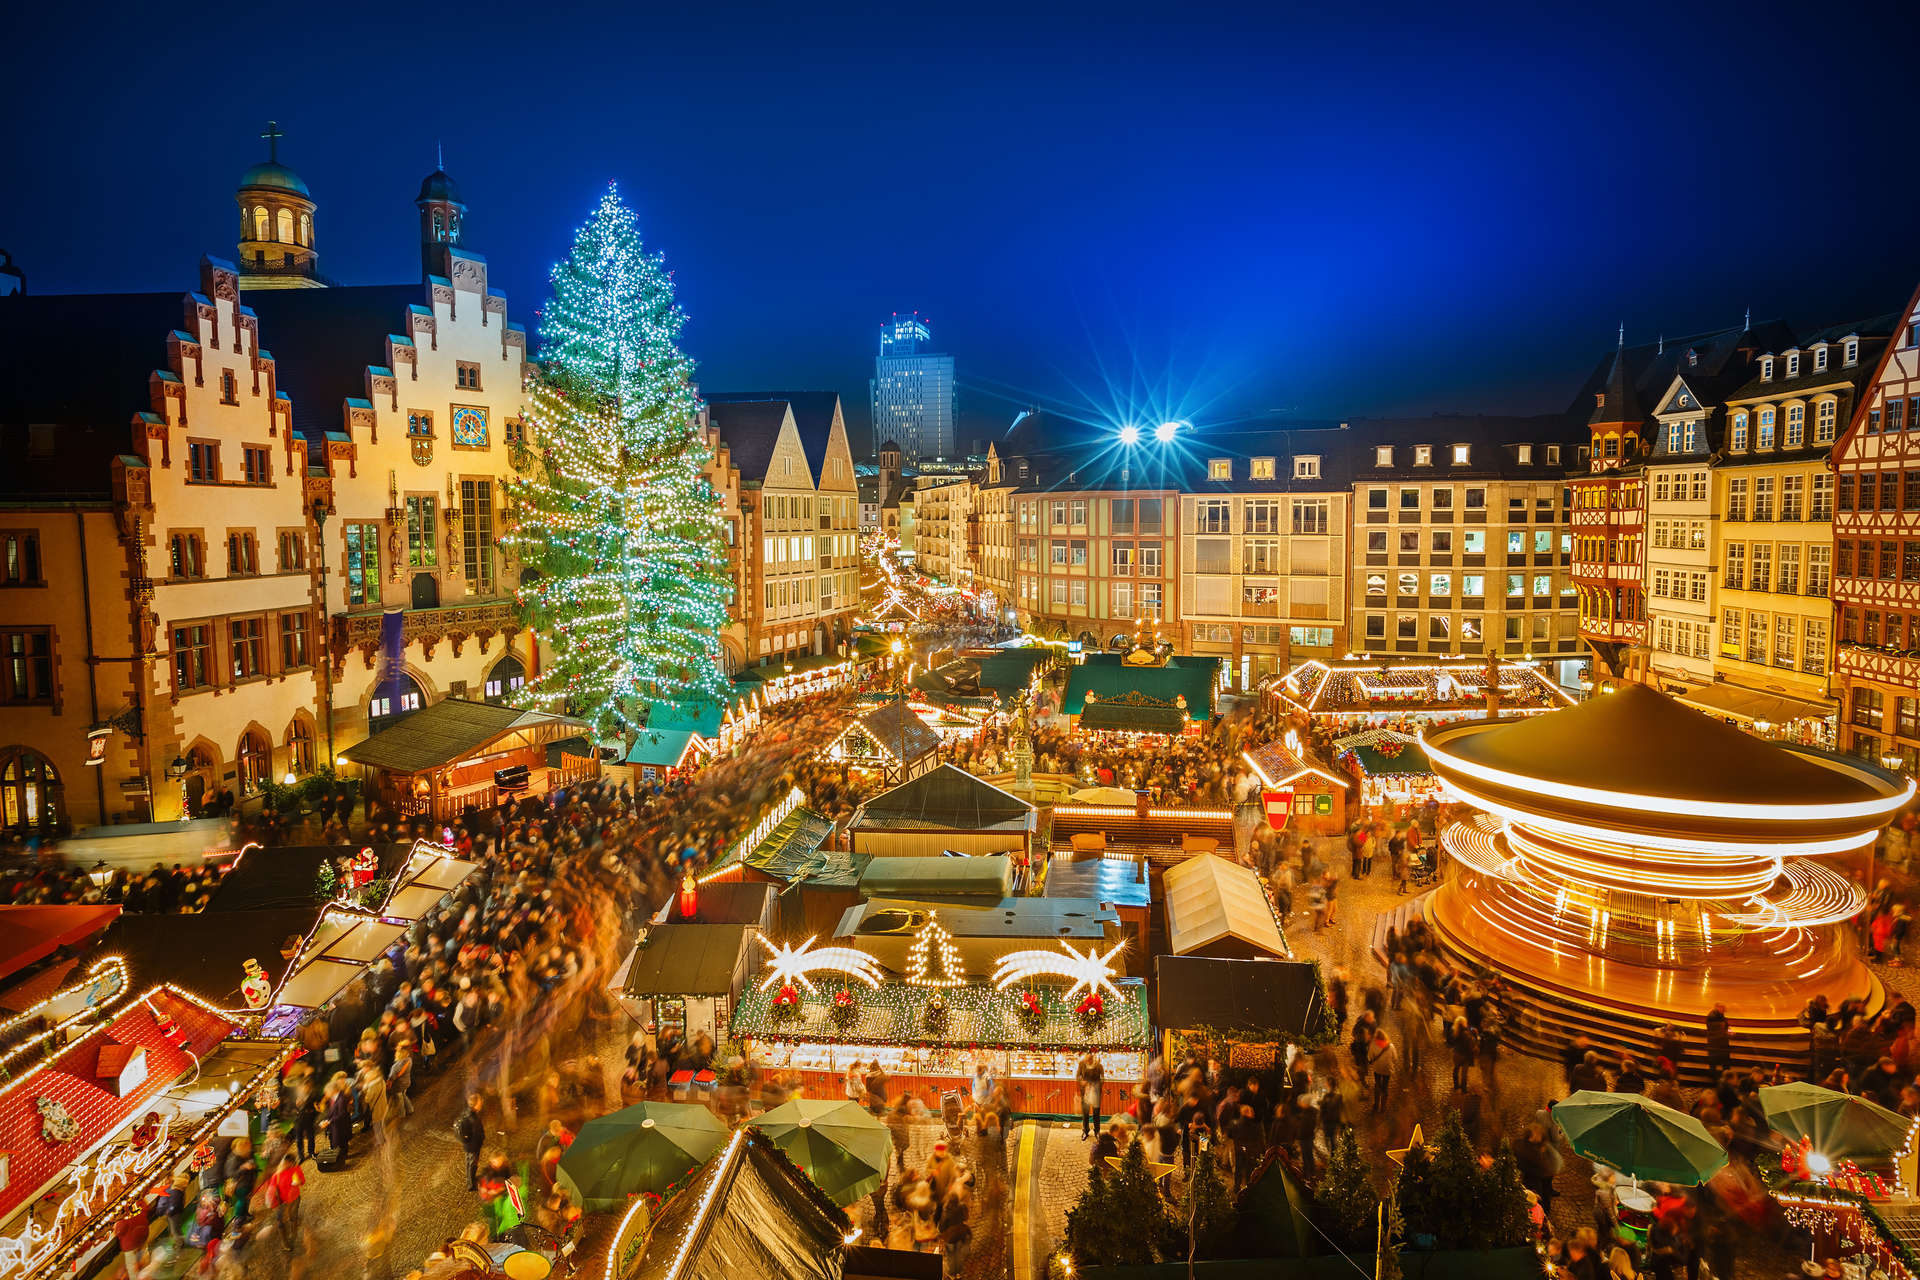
[1063,654,1221,735]
[825,700,941,787]
[848,764,1035,858]
[340,698,595,820]
[1153,953,1325,1071]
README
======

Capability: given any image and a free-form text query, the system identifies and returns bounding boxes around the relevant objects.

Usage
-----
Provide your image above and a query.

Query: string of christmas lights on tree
[504,185,732,743]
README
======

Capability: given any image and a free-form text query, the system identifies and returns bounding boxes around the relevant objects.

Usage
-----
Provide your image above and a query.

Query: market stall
[1063,653,1222,737]
[1332,728,1440,808]
[1153,954,1325,1073]
[848,764,1035,859]
[1270,656,1573,723]
[339,698,595,821]
[619,923,755,1048]
[824,701,942,787]
[731,916,1147,1115]
[1162,853,1292,960]
[1241,730,1350,835]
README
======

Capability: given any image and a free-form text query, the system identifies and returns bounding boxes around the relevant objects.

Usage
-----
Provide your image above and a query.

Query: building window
[1846,338,1860,366]
[345,523,381,607]
[455,361,482,391]
[1111,583,1132,619]
[1400,488,1421,510]
[278,530,305,571]
[462,479,495,592]
[1250,457,1275,480]
[279,610,310,669]
[1070,580,1086,606]
[229,616,266,680]
[406,496,438,567]
[1727,479,1748,521]
[1196,538,1233,575]
[286,718,315,775]
[1730,415,1748,452]
[1069,500,1087,526]
[1207,459,1231,480]
[1293,455,1320,480]
[1753,477,1774,521]
[1139,542,1162,576]
[1785,404,1805,448]
[1111,543,1133,575]
[1243,539,1281,574]
[1198,501,1231,534]
[1291,500,1328,535]
[172,623,212,691]
[0,629,52,704]
[1110,499,1134,530]
[1724,544,1745,590]
[1853,687,1886,730]
[227,531,258,576]
[0,533,42,586]
[1451,443,1471,465]
[1050,580,1067,605]
[1758,408,1777,450]
[1777,545,1800,594]
[1750,544,1771,591]
[1374,446,1393,467]
[1413,446,1432,467]
[169,532,206,580]
[1070,540,1087,566]
[187,440,220,482]
[1050,501,1066,527]
[220,371,239,405]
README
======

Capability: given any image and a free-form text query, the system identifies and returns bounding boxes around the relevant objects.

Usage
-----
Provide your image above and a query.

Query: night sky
[8,0,1920,453]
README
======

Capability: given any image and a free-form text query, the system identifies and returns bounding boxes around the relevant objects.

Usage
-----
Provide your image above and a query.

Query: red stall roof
[0,905,120,984]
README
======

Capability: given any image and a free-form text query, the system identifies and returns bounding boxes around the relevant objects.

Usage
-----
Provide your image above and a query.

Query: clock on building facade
[451,405,489,447]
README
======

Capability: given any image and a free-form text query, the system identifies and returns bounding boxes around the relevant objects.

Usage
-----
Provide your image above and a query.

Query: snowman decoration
[240,958,272,1010]
[37,1096,79,1144]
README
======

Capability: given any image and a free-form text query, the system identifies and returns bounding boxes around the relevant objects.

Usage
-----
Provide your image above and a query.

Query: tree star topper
[991,938,1126,1002]
[757,933,884,993]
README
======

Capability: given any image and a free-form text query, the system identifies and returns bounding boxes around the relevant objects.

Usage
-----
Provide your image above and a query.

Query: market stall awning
[1332,728,1432,776]
[614,1130,848,1280]
[706,803,860,887]
[851,764,1035,833]
[273,912,408,1010]
[1153,954,1323,1038]
[855,855,1014,901]
[0,905,120,984]
[376,842,479,922]
[627,727,702,769]
[340,698,591,774]
[1674,682,1835,727]
[1077,697,1188,734]
[1162,853,1291,960]
[624,924,750,999]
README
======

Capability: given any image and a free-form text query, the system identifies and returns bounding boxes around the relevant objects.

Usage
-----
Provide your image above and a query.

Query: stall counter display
[733,978,1150,1116]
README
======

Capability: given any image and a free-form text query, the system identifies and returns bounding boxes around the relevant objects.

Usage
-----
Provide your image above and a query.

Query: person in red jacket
[268,1153,306,1245]
[113,1205,150,1280]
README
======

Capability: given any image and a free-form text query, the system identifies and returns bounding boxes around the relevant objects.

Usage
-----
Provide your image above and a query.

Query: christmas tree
[506,186,731,742]
[1311,1125,1380,1251]
[906,914,966,986]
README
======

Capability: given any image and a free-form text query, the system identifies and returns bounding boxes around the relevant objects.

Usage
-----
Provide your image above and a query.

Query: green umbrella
[1552,1090,1728,1187]
[748,1097,892,1206]
[1760,1081,1915,1161]
[556,1102,728,1212]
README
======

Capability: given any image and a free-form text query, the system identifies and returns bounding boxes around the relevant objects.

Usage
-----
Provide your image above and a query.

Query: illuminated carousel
[1422,685,1912,1070]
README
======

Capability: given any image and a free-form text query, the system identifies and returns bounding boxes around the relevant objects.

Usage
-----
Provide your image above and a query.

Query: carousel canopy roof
[1432,684,1887,807]
[852,764,1035,833]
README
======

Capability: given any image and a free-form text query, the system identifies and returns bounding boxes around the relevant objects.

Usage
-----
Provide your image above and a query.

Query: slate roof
[996,409,1359,494]
[1722,313,1899,408]
[852,764,1035,832]
[1347,413,1585,480]
[703,396,790,482]
[704,391,842,484]
[241,284,424,442]
[0,290,187,500]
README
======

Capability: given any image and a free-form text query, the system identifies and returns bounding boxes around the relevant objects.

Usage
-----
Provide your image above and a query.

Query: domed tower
[416,153,467,280]
[236,122,324,290]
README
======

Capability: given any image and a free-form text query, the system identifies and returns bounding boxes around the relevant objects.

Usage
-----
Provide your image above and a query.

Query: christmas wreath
[771,982,802,1022]
[1016,990,1045,1032]
[830,988,859,1028]
[1075,991,1106,1026]
[1375,738,1405,760]
[923,992,950,1033]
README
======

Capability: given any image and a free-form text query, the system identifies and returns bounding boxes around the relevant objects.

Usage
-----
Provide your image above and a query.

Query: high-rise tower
[870,313,955,461]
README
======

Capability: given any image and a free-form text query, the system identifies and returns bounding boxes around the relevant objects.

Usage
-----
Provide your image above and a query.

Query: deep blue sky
[9,0,1920,454]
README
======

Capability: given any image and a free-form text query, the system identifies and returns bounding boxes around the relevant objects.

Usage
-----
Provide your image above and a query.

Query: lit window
[1208,459,1231,480]
[1451,443,1471,465]
[1250,457,1275,479]
[1293,455,1320,480]
[1413,446,1432,466]
[1374,446,1393,467]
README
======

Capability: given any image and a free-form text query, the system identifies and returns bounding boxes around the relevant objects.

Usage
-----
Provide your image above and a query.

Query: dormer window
[1687,349,1698,367]
[1545,445,1561,465]
[1250,456,1275,480]
[1760,357,1774,381]
[1413,445,1432,466]
[1845,338,1860,366]
[1516,444,1533,464]
[1451,443,1471,465]
[1814,345,1829,371]
[1374,446,1394,467]
[1293,455,1321,480]
[1731,412,1749,451]
[1207,459,1231,480]
[1786,352,1800,377]
[1757,407,1776,449]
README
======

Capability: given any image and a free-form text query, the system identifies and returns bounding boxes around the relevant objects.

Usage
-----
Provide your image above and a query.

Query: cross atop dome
[260,120,285,163]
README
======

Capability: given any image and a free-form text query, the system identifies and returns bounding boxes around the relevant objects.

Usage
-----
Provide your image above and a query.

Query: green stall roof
[855,856,1013,900]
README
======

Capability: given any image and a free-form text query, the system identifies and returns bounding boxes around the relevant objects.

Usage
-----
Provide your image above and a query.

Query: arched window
[484,655,525,704]
[368,675,426,736]
[276,207,294,243]
[252,206,268,241]
[0,748,62,834]
[298,212,311,246]
[237,729,271,795]
[432,210,445,241]
[286,718,316,776]
[448,213,459,242]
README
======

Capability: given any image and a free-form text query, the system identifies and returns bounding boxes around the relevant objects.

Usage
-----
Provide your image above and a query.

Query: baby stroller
[1408,848,1438,889]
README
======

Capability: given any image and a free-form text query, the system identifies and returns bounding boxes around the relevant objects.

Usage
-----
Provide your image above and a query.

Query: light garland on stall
[757,934,885,992]
[991,939,1126,1003]
[0,955,130,1078]
[905,915,967,987]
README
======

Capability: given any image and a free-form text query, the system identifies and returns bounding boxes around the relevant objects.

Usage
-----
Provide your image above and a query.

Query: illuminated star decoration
[756,933,884,993]
[991,939,1127,1003]
[1386,1124,1426,1167]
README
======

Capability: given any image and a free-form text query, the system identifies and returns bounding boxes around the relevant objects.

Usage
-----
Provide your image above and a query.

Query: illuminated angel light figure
[992,939,1127,1003]
[756,933,885,993]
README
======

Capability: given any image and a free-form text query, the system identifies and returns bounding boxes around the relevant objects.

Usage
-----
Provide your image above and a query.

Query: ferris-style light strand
[503,185,733,743]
